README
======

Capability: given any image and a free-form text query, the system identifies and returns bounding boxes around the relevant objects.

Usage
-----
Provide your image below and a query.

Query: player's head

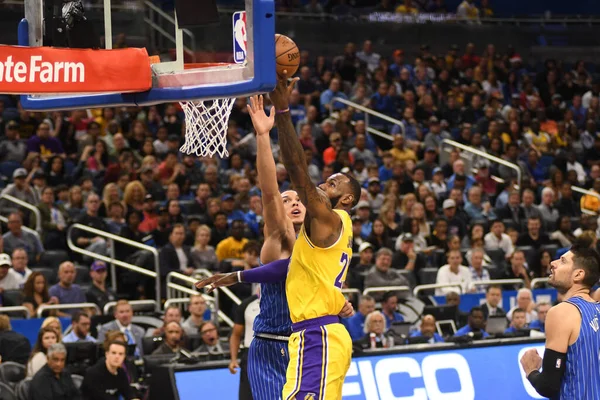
[281,190,306,226]
[317,172,361,211]
[549,245,600,294]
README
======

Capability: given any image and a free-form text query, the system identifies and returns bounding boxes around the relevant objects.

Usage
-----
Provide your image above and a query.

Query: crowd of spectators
[0,36,599,397]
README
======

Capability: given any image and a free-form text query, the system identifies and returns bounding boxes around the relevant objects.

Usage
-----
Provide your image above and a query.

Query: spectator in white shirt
[0,253,23,292]
[435,250,474,295]
[11,248,32,285]
[469,249,490,292]
[484,220,514,259]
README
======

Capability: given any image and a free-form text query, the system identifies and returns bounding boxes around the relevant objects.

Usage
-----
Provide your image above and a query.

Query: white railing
[67,223,160,311]
[0,306,30,318]
[413,283,463,296]
[143,0,196,69]
[0,215,41,240]
[442,139,522,189]
[363,286,411,296]
[37,303,101,317]
[531,278,550,289]
[330,97,402,140]
[472,279,525,288]
[103,300,158,315]
[0,193,42,233]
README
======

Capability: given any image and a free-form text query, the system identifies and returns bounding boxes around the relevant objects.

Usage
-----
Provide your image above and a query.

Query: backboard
[15,0,276,111]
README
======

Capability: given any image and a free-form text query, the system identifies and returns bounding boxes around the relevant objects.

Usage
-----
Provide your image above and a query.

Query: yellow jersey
[286,209,353,323]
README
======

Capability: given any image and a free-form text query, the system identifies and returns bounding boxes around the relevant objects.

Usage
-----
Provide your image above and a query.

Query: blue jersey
[560,297,600,400]
[252,260,292,336]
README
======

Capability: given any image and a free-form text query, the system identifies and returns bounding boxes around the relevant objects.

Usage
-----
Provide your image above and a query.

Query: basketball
[275,34,300,77]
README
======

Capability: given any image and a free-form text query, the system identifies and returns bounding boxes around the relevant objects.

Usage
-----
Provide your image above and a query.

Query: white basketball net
[179,97,236,158]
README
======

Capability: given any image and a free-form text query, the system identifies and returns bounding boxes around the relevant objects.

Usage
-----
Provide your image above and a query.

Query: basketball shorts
[248,335,290,400]
[282,315,352,400]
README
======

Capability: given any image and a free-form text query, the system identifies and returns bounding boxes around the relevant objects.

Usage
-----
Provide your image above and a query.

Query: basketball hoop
[179,97,236,158]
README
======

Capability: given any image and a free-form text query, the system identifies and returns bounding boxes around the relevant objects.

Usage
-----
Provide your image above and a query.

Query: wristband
[276,108,290,114]
[237,271,242,283]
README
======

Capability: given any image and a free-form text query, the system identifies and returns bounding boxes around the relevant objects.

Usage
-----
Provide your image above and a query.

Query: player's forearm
[229,332,241,361]
[275,113,311,189]
[241,258,288,283]
[257,134,286,230]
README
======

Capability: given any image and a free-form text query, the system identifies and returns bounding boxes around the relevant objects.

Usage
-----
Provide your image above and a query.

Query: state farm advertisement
[0,45,152,94]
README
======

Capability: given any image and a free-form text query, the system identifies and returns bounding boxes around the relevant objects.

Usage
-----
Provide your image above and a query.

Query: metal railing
[331,97,403,140]
[0,193,42,233]
[0,306,30,318]
[531,278,550,289]
[67,223,160,311]
[413,283,463,296]
[144,0,196,67]
[472,279,525,288]
[0,215,41,240]
[442,139,522,189]
[363,286,411,296]
[166,271,239,327]
[37,303,101,317]
[103,300,158,315]
[572,186,600,215]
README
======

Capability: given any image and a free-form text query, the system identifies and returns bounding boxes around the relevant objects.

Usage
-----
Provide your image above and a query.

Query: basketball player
[272,74,360,399]
[520,245,600,399]
[195,95,353,400]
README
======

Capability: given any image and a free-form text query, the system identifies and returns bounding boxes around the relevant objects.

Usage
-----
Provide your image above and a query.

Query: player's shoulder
[548,301,581,320]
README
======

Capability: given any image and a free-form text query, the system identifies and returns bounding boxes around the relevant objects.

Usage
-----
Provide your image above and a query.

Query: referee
[230,292,260,400]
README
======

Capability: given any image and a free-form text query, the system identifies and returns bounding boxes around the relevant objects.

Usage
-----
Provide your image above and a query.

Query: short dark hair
[486,284,501,293]
[571,245,600,288]
[469,306,484,316]
[341,172,361,207]
[512,307,526,316]
[242,240,261,255]
[382,291,398,303]
[106,340,128,352]
[71,311,89,323]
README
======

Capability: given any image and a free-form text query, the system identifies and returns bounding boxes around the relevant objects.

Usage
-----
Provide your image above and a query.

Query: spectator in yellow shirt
[390,134,417,163]
[215,220,249,261]
[581,179,600,215]
[457,0,479,20]
[395,0,418,14]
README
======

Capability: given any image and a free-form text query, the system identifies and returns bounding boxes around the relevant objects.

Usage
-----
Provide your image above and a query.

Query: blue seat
[0,161,22,181]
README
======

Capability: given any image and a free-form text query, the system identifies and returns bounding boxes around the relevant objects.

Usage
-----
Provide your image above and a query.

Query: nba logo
[232,11,247,64]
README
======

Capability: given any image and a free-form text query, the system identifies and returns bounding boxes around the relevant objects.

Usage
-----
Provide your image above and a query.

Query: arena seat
[71,375,84,389]
[15,378,30,400]
[74,265,91,284]
[0,362,25,389]
[2,290,23,307]
[417,267,439,286]
[30,267,57,285]
[142,336,164,355]
[0,381,17,400]
[38,250,70,270]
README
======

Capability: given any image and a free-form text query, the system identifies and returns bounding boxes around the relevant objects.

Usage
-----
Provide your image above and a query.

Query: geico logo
[0,55,85,83]
[343,353,475,400]
[517,346,546,399]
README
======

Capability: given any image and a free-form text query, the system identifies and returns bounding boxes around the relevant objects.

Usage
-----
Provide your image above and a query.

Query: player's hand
[338,300,355,318]
[194,273,238,293]
[247,95,275,136]
[520,349,542,375]
[269,70,299,111]
[228,360,239,374]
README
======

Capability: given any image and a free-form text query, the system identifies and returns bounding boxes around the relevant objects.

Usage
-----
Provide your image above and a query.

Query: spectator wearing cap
[49,261,86,316]
[389,49,413,79]
[221,194,247,226]
[424,117,451,153]
[0,120,26,163]
[366,178,384,214]
[426,167,446,198]
[435,250,473,296]
[355,201,373,239]
[3,212,44,263]
[86,261,116,310]
[365,248,411,302]
[393,233,426,277]
[442,199,466,238]
[139,165,164,201]
[416,148,439,181]
[347,242,374,292]
[26,121,65,161]
[474,161,497,197]
[0,253,23,292]
[390,134,417,164]
[166,134,181,153]
[0,168,39,212]
[139,194,159,233]
[381,292,404,327]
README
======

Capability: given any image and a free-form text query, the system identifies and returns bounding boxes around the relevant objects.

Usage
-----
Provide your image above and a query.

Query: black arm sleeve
[527,348,567,398]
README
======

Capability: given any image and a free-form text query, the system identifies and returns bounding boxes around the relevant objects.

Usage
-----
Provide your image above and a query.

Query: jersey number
[334,253,349,289]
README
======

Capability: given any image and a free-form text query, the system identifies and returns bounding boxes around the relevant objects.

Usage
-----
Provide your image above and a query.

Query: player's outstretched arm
[270,75,341,243]
[195,259,290,292]
[520,302,574,398]
[247,95,292,238]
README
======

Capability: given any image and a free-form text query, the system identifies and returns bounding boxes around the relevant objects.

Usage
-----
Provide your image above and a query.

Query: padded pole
[104,0,112,49]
